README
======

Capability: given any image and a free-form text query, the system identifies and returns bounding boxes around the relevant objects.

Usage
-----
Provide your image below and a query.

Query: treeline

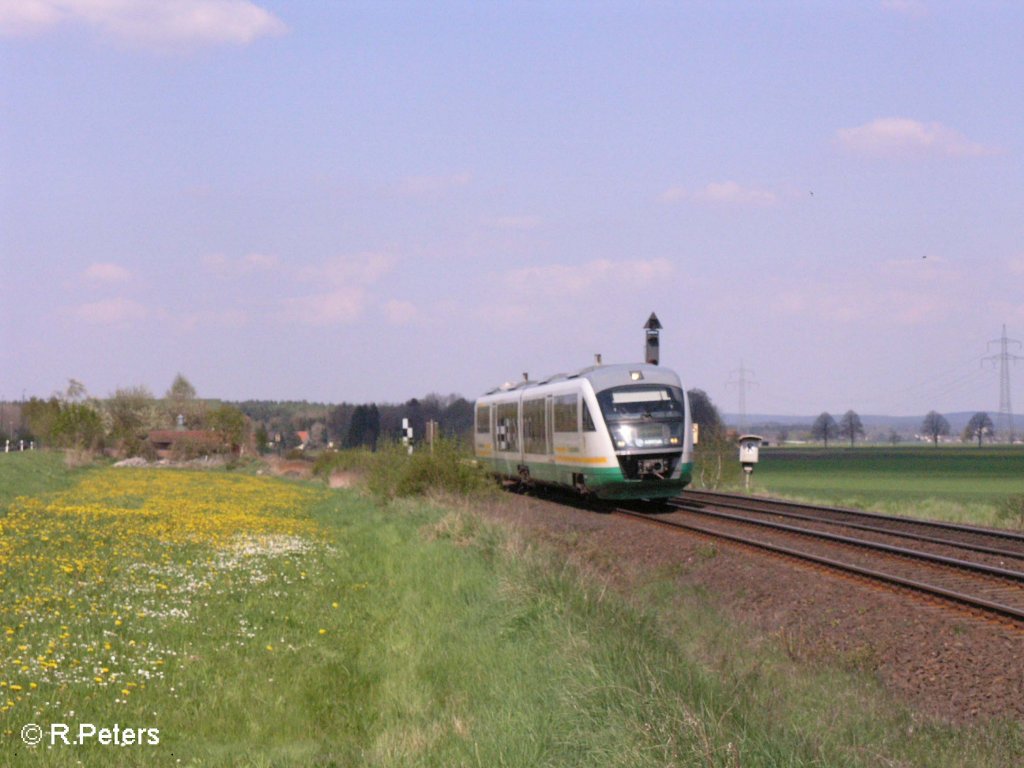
[748,409,1006,447]
[16,376,248,457]
[244,394,474,452]
[8,374,475,457]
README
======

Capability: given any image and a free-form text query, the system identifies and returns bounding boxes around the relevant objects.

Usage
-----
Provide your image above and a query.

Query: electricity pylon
[727,361,757,432]
[983,324,1022,442]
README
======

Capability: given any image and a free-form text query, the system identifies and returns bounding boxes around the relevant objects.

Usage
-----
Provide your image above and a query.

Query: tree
[208,404,248,453]
[838,410,865,447]
[811,412,838,447]
[920,411,950,446]
[687,389,724,441]
[345,404,381,449]
[962,412,994,447]
[326,403,354,446]
[22,397,61,445]
[254,423,270,454]
[52,402,104,450]
[440,397,474,439]
[165,373,202,428]
[107,386,157,456]
[62,378,88,403]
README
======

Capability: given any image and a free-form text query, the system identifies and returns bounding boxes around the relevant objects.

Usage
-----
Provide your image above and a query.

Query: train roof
[483,363,681,396]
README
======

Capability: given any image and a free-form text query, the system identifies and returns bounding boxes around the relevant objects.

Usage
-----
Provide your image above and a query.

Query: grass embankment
[0,451,1020,766]
[0,451,89,509]
[752,446,1024,528]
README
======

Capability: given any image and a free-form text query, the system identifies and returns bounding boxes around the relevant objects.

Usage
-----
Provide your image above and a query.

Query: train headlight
[613,425,634,449]
[670,436,680,445]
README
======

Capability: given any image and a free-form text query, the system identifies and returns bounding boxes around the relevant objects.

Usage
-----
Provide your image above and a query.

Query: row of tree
[809,409,999,447]
[15,375,478,457]
[920,410,996,446]
[21,376,248,456]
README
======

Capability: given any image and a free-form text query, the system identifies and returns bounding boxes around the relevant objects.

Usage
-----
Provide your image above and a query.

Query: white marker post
[402,418,413,455]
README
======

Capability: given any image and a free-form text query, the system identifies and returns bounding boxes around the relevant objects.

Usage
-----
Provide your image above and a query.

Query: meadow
[751,446,1024,527]
[0,451,1020,766]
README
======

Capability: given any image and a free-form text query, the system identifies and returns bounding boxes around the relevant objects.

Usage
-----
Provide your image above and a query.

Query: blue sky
[2,1,1022,416]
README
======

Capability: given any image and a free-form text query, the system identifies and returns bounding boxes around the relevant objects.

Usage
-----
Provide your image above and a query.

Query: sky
[2,1,1022,417]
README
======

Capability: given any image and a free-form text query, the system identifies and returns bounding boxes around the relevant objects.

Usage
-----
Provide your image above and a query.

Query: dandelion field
[1,463,346,765]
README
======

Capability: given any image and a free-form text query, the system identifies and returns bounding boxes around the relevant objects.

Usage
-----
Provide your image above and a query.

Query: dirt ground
[261,456,314,479]
[477,491,1024,725]
[259,457,361,489]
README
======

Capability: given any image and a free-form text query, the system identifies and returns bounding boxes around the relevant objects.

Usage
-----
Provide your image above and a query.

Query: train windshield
[596,385,686,450]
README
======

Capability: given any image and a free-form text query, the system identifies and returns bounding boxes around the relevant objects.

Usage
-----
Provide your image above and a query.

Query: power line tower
[983,324,1022,442]
[727,361,757,432]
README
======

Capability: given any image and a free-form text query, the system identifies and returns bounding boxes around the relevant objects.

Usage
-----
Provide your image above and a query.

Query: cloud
[280,288,365,326]
[300,252,393,286]
[0,0,286,47]
[84,262,130,283]
[281,252,394,326]
[881,0,928,18]
[836,117,996,158]
[505,257,673,299]
[72,296,148,324]
[662,181,777,206]
[768,257,964,326]
[175,308,249,331]
[202,251,279,277]
[486,215,543,231]
[396,172,472,198]
[383,299,417,325]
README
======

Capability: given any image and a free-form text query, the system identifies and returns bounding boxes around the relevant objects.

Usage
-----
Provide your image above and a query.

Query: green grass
[0,450,94,509]
[750,446,1024,527]
[1,452,1021,766]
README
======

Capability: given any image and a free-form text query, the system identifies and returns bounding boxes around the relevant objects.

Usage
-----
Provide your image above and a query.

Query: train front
[591,365,693,500]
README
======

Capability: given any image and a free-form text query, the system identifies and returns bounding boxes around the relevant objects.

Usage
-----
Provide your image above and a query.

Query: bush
[996,494,1024,530]
[312,447,377,478]
[365,438,496,501]
[693,432,742,490]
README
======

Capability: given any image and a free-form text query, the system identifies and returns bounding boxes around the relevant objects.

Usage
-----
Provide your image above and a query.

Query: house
[147,430,225,459]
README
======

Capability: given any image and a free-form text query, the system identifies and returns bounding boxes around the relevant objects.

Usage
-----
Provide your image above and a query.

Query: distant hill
[722,412,987,434]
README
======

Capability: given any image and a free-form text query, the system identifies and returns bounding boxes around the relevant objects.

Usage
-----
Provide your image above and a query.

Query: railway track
[614,489,1024,626]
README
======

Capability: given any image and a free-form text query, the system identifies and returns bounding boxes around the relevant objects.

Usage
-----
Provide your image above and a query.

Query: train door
[551,391,582,470]
[545,395,555,464]
[494,400,519,470]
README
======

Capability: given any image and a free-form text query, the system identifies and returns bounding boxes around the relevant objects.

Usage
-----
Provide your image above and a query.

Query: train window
[598,386,685,420]
[495,402,518,451]
[522,398,547,454]
[553,394,577,432]
[475,405,490,434]
[581,401,596,431]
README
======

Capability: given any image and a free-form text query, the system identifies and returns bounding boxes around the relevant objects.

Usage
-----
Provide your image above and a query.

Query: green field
[1,451,1020,766]
[752,446,1024,527]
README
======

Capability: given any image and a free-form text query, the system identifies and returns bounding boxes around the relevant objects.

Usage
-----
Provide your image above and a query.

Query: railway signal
[738,434,763,491]
[644,312,662,365]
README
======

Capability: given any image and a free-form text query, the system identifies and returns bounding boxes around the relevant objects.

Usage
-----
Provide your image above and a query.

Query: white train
[474,362,693,500]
